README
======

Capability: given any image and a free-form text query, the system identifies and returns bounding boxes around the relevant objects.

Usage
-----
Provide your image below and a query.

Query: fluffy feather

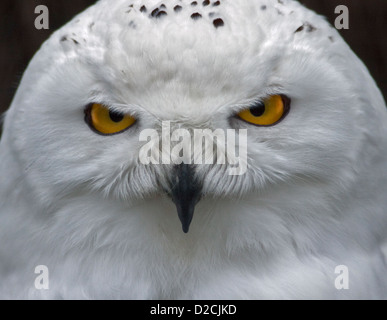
[1,0,387,299]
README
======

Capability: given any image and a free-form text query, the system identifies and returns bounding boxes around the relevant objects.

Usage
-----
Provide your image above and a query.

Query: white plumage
[1,0,387,299]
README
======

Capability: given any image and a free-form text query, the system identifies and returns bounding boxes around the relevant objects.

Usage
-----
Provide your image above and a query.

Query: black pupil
[109,110,125,122]
[250,102,265,117]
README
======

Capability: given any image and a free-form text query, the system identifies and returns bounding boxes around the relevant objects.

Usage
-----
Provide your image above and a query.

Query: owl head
[2,0,386,237]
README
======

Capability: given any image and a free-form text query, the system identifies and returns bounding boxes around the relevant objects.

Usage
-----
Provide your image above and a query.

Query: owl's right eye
[85,103,136,135]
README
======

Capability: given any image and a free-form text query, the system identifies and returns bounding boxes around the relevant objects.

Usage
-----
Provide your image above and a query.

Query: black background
[1,0,386,114]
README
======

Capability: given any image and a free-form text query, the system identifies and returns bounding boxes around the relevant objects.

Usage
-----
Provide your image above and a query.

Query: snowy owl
[1,0,387,299]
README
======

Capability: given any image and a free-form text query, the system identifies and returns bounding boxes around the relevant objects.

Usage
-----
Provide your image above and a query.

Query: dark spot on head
[209,12,216,17]
[305,22,316,32]
[126,9,132,13]
[213,1,220,6]
[276,9,284,15]
[213,18,224,28]
[191,1,198,6]
[89,22,95,30]
[71,38,79,45]
[160,4,166,9]
[294,25,304,33]
[129,4,134,7]
[60,36,67,42]
[156,11,168,18]
[278,0,284,4]
[151,8,160,17]
[129,21,137,29]
[140,5,147,12]
[261,5,267,10]
[329,36,334,42]
[191,12,202,20]
[203,0,210,6]
[295,22,316,34]
[174,5,182,12]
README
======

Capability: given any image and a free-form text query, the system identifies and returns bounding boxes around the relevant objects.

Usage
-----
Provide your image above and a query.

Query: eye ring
[84,103,137,136]
[236,94,291,127]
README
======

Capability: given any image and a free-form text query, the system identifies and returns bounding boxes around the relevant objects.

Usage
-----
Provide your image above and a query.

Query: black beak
[169,164,203,233]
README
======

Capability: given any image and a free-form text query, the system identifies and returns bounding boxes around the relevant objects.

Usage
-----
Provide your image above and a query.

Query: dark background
[1,0,386,113]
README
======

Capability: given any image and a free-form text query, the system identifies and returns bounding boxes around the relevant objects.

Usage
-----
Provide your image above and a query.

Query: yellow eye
[237,95,290,126]
[85,103,136,135]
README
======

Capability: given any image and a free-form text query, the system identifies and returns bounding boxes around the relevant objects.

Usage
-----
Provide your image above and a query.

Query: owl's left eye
[85,103,136,135]
[237,95,290,126]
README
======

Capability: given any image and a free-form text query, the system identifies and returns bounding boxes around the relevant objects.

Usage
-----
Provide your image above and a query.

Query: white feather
[1,0,386,299]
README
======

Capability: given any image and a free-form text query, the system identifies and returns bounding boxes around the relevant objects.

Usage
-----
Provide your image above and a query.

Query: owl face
[5,0,369,232]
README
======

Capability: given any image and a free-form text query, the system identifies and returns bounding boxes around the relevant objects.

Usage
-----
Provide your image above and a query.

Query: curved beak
[169,164,203,233]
